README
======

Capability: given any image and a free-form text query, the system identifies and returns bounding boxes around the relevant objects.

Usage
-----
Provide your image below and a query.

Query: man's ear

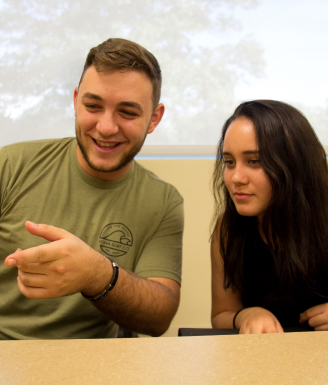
[147,103,165,134]
[73,87,79,117]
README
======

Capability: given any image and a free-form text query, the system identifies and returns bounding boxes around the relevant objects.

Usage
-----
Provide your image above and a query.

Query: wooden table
[0,332,327,384]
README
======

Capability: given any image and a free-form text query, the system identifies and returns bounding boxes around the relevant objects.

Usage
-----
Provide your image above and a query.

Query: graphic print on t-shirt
[99,223,133,257]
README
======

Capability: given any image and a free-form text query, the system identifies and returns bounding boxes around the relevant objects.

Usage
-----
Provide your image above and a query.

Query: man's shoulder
[1,137,75,157]
[0,138,76,177]
[133,161,183,202]
[0,137,75,163]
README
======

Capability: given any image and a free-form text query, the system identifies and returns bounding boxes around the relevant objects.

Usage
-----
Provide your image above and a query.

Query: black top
[241,222,328,327]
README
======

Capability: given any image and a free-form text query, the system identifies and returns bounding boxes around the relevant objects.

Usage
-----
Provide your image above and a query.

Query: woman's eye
[224,160,234,166]
[249,159,260,165]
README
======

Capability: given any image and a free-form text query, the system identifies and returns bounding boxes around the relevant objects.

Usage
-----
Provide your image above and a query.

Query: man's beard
[75,123,148,174]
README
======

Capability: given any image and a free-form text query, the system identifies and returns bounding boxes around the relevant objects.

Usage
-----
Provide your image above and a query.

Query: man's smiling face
[74,65,164,181]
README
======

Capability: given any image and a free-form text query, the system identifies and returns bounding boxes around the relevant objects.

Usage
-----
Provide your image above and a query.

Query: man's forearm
[91,266,180,336]
[5,223,181,336]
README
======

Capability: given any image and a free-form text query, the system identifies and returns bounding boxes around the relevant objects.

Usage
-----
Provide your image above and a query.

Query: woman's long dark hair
[212,100,328,293]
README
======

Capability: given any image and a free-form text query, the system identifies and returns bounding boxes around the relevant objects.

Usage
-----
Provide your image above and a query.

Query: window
[0,0,327,153]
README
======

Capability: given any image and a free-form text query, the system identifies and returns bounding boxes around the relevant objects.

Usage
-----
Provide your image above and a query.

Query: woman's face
[223,116,272,221]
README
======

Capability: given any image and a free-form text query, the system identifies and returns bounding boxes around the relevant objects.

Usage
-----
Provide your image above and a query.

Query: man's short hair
[80,38,162,111]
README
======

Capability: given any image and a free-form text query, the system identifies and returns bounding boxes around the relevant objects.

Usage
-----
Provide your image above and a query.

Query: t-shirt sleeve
[0,147,12,215]
[134,190,184,285]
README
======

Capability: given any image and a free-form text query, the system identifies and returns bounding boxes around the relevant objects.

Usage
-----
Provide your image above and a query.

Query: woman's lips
[234,193,253,200]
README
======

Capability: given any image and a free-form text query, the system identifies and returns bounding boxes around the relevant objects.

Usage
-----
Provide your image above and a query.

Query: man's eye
[121,110,138,117]
[85,104,101,110]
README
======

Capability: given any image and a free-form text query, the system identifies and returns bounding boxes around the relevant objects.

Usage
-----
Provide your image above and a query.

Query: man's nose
[96,112,119,137]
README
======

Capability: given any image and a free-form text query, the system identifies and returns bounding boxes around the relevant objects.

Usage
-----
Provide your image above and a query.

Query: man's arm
[93,270,180,336]
[5,221,180,336]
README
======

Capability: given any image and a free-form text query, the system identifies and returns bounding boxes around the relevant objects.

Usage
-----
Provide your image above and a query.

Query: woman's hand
[299,303,328,331]
[236,307,284,334]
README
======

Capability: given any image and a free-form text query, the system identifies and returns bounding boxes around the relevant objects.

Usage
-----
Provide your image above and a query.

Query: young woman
[211,100,328,334]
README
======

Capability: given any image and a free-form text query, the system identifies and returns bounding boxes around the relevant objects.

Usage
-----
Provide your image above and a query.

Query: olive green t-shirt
[0,138,183,340]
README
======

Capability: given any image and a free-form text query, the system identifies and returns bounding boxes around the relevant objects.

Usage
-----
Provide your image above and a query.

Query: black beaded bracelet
[81,259,119,302]
[233,308,245,329]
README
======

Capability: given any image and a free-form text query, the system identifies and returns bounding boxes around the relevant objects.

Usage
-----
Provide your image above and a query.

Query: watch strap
[81,258,119,302]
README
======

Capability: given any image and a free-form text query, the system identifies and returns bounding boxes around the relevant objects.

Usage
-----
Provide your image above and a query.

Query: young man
[0,38,183,339]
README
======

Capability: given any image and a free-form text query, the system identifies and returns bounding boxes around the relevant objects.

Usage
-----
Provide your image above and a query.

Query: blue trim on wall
[136,155,216,159]
[137,155,328,160]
